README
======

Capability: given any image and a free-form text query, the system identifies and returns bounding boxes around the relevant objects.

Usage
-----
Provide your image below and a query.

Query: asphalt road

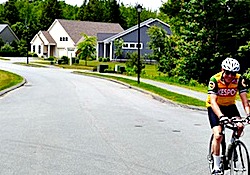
[0,59,250,175]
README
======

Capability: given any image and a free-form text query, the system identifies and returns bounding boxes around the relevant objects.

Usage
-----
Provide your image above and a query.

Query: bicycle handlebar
[221,117,249,124]
[220,117,249,131]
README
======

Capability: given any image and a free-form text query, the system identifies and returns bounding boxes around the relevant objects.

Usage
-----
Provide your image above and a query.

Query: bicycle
[207,117,250,175]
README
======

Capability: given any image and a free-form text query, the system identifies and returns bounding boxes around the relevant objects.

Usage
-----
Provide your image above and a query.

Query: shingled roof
[0,24,8,33]
[56,19,124,44]
[41,31,56,44]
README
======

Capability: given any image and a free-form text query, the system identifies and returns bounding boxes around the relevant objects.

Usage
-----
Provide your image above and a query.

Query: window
[60,37,68,41]
[130,43,135,48]
[122,42,143,50]
[136,43,142,49]
[38,45,41,54]
[122,43,129,48]
[33,45,35,52]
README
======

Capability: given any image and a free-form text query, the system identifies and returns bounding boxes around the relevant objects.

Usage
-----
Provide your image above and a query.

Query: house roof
[0,24,8,33]
[0,24,19,40]
[97,33,119,41]
[102,18,171,43]
[30,30,56,45]
[55,19,124,44]
[41,31,56,44]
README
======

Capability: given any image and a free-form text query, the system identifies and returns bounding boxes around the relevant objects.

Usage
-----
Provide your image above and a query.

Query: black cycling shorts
[207,104,241,128]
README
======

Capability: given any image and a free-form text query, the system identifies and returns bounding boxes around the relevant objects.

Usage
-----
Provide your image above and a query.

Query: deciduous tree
[77,33,97,66]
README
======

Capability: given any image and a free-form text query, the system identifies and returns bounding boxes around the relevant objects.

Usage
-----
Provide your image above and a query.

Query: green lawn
[74,71,206,107]
[0,70,24,91]
[33,59,208,93]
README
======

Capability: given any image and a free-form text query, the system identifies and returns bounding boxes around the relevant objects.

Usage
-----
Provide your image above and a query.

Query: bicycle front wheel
[230,140,250,175]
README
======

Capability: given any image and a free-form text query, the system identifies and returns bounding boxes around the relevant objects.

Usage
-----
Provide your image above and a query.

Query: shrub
[75,59,79,64]
[32,53,38,57]
[61,56,69,64]
[98,57,103,62]
[104,68,115,73]
[98,65,109,73]
[47,56,55,61]
[93,66,97,72]
[57,59,63,64]
[189,79,199,86]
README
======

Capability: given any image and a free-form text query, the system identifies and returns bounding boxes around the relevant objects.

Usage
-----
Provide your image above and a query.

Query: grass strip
[0,70,23,91]
[74,71,205,107]
[13,62,47,68]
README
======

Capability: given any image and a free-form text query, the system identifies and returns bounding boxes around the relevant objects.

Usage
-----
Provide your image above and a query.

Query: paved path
[0,58,246,115]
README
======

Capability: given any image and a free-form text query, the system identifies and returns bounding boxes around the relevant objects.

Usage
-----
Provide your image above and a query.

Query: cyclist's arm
[238,76,250,116]
[210,94,224,118]
[208,77,223,118]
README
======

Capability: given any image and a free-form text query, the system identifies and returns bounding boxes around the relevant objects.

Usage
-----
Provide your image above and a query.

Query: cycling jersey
[206,71,248,107]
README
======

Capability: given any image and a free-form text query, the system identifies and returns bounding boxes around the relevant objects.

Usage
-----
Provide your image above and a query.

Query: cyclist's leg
[208,107,223,172]
[212,126,223,171]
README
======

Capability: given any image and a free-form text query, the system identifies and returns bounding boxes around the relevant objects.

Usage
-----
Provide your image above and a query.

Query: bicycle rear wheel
[230,140,250,175]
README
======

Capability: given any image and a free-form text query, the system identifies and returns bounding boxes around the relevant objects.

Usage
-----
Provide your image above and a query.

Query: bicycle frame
[208,117,249,175]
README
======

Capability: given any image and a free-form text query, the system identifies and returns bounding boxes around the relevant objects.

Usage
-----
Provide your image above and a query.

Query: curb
[0,78,26,96]
[74,72,206,112]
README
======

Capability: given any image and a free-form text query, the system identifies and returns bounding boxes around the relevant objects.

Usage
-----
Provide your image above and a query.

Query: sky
[0,0,167,11]
[64,0,168,11]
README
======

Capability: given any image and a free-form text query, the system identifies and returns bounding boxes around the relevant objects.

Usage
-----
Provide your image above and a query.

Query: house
[0,24,19,43]
[30,19,124,58]
[97,18,172,61]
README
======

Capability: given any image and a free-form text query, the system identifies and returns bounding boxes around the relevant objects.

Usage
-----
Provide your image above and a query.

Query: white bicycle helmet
[221,57,240,72]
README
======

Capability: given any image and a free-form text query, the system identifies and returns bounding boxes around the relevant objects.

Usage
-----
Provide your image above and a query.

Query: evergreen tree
[158,0,250,83]
[82,0,104,22]
[39,0,63,30]
[77,0,87,20]
[105,0,120,23]
[0,4,4,23]
[3,0,20,25]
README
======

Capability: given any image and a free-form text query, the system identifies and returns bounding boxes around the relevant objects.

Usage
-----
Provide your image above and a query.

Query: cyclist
[206,57,250,175]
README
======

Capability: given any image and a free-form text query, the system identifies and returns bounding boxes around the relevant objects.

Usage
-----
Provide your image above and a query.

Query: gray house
[0,24,19,43]
[97,18,172,61]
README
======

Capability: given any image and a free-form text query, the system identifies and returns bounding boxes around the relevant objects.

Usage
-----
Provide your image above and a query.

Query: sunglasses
[224,70,236,76]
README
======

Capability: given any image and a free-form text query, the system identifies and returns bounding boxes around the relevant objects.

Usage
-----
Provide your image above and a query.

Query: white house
[30,19,124,58]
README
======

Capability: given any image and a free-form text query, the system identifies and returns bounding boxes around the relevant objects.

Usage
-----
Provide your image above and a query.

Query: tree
[0,4,5,23]
[104,0,121,23]
[238,41,250,73]
[82,0,104,22]
[119,3,157,29]
[3,0,19,26]
[60,1,79,20]
[39,0,63,30]
[114,38,124,60]
[77,33,97,66]
[158,0,250,83]
[77,0,87,20]
[147,26,177,75]
[0,37,4,48]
